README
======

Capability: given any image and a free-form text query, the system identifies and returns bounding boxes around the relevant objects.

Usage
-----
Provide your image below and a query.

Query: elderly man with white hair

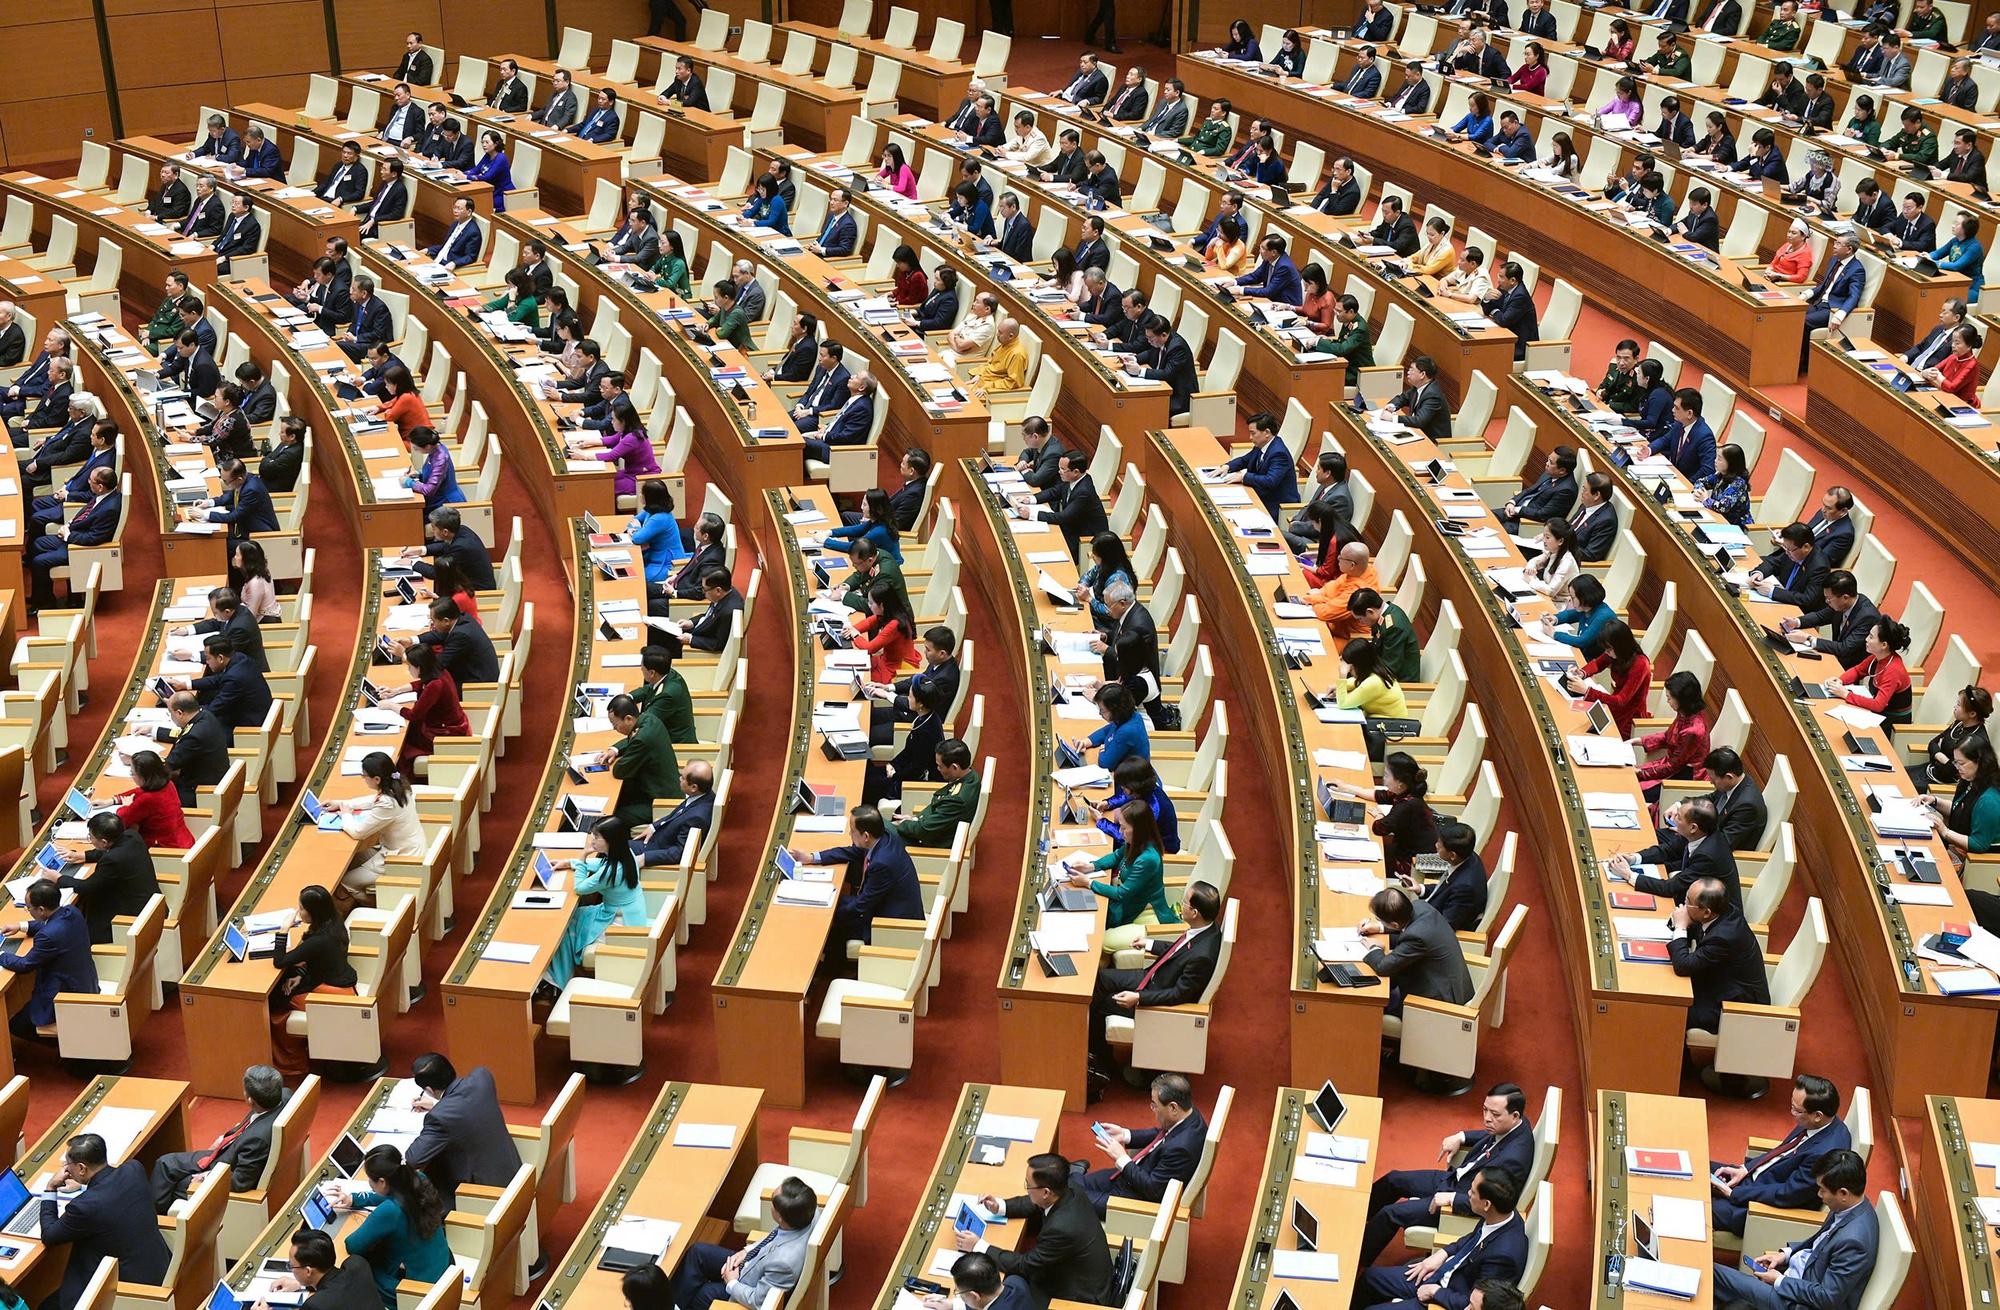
[19,388,99,487]
[0,302,21,368]
[12,356,75,436]
[729,259,766,321]
[944,77,989,133]
[0,326,70,421]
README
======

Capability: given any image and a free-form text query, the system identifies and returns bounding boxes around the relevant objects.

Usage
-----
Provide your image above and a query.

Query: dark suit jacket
[419,528,496,593]
[208,475,279,537]
[671,540,726,600]
[1886,210,1937,251]
[1483,284,1538,359]
[1365,899,1476,1004]
[1568,501,1616,561]
[207,604,270,671]
[1427,1213,1529,1305]
[1771,1201,1878,1308]
[215,213,261,259]
[42,1160,170,1308]
[1060,69,1110,106]
[1679,206,1720,250]
[318,162,368,205]
[395,49,433,84]
[1798,596,1878,669]
[1669,907,1768,1029]
[1730,1118,1852,1210]
[639,792,715,866]
[405,1067,524,1203]
[1314,178,1362,216]
[1141,333,1198,415]
[258,438,303,494]
[1385,79,1432,115]
[536,88,579,129]
[428,219,483,267]
[381,100,428,144]
[1514,473,1577,524]
[149,179,192,222]
[163,707,232,805]
[1633,832,1741,907]
[62,491,121,547]
[1079,1106,1207,1214]
[1448,1120,1537,1208]
[360,179,411,231]
[1696,0,1742,29]
[0,323,23,368]
[349,296,395,351]
[1038,473,1111,560]
[1763,545,1830,609]
[1801,511,1855,568]
[65,830,160,944]
[823,392,874,447]
[661,75,709,111]
[183,192,225,239]
[491,76,531,112]
[303,1258,381,1310]
[241,140,286,180]
[421,618,501,686]
[994,1185,1115,1309]
[191,651,273,731]
[1371,214,1420,257]
[1392,381,1452,440]
[687,589,742,653]
[998,211,1034,262]
[1421,855,1489,933]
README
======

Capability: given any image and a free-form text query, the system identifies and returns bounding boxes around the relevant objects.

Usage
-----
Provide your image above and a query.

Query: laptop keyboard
[5,1204,41,1238]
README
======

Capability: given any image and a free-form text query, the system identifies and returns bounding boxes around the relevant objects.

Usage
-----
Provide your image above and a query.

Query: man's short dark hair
[1151,1072,1194,1110]
[937,738,972,770]
[1814,1148,1866,1195]
[1704,746,1743,778]
[1796,1073,1841,1117]
[1368,886,1414,927]
[292,1229,338,1271]
[411,1052,456,1091]
[952,1251,1003,1295]
[1027,1152,1070,1191]
[1472,1168,1520,1213]
[771,1176,817,1228]
[65,1133,108,1167]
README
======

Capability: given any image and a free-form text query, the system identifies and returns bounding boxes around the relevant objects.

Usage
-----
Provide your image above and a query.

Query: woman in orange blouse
[373,364,432,440]
[852,578,920,682]
[1923,323,1984,404]
[1205,215,1250,274]
[1766,220,1815,283]
[1298,263,1337,334]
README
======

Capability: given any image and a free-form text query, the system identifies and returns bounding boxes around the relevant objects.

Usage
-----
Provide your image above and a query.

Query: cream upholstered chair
[221,1074,321,1259]
[1106,1180,1180,1307]
[0,1075,27,1171]
[1393,904,1529,1083]
[1695,898,1827,1091]
[393,1260,464,1310]
[1855,1192,1913,1310]
[1103,1085,1233,1283]
[1104,899,1239,1074]
[734,1075,883,1233]
[815,900,944,1081]
[445,1164,536,1308]
[284,899,418,1074]
[55,893,166,1066]
[503,1072,584,1269]
[1519,1179,1555,1295]
[545,894,679,1074]
[111,1163,229,1310]
[1728,1086,1875,1255]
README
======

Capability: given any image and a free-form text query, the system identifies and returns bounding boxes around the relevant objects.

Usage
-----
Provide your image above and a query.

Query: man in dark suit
[805,188,858,258]
[801,372,875,463]
[608,206,661,267]
[1500,445,1578,535]
[1094,586,1162,711]
[238,126,285,180]
[1711,1151,1877,1310]
[192,113,243,164]
[1616,796,1741,907]
[286,1230,379,1310]
[1363,887,1474,1016]
[575,87,624,144]
[157,691,231,805]
[190,584,268,671]
[425,198,483,270]
[1038,131,1088,186]
[658,55,710,110]
[536,68,580,129]
[1,880,96,1041]
[1802,233,1865,338]
[887,448,931,531]
[258,416,306,494]
[0,329,69,419]
[1673,187,1721,251]
[196,458,278,552]
[1694,0,1742,30]
[1669,877,1770,1042]
[1649,748,1768,863]
[1140,80,1190,138]
[1087,882,1224,1092]
[1383,62,1432,115]
[394,31,433,83]
[1566,474,1617,562]
[794,804,922,951]
[1482,262,1537,362]
[1711,1074,1852,1236]
[1013,418,1071,491]
[1057,55,1110,107]
[1419,821,1489,933]
[379,82,427,146]
[1222,412,1299,518]
[1368,197,1420,257]
[489,58,530,112]
[1312,158,1362,217]
[38,1129,170,1308]
[1648,387,1717,482]
[1356,1171,1528,1310]
[292,259,351,335]
[1782,571,1878,668]
[230,362,277,425]
[665,512,726,603]
[357,160,410,241]
[212,194,261,276]
[665,568,742,657]
[178,177,225,240]
[405,1054,523,1206]
[1380,355,1452,441]
[1904,297,1968,374]
[1749,523,1830,608]
[182,634,272,733]
[1360,1083,1536,1267]
[1784,487,1856,568]
[1103,67,1149,122]
[0,303,25,369]
[413,599,500,686]
[27,465,117,610]
[316,141,368,205]
[941,1252,1031,1310]
[1883,193,1936,252]
[1236,235,1304,306]
[147,163,192,223]
[149,1065,288,1209]
[13,357,76,438]
[337,274,395,362]
[1343,46,1385,97]
[1072,1073,1206,1215]
[1356,0,1395,40]
[953,1155,1114,1310]
[1128,315,1197,418]
[788,340,851,429]
[996,192,1033,262]
[60,813,160,945]
[1656,97,1697,150]
[1022,451,1109,563]
[22,410,101,506]
[639,761,716,867]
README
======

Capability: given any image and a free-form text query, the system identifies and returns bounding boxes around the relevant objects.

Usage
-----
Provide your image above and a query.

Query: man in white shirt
[380,82,425,145]
[1436,248,1493,304]
[947,293,999,359]
[1000,110,1054,166]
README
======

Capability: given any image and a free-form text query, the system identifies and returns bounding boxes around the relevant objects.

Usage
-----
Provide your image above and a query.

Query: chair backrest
[1846,1086,1874,1165]
[1856,1192,1913,1310]
[1771,898,1827,1006]
[1196,899,1240,1004]
[1179,1084,1232,1218]
[1743,824,1795,927]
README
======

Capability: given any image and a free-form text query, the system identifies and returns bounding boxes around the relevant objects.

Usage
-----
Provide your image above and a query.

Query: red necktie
[1139,932,1192,989]
[1114,1122,1174,1177]
[1748,1128,1805,1179]
[196,1113,253,1169]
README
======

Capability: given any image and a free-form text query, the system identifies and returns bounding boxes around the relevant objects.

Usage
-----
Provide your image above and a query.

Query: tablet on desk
[1290,1197,1320,1252]
[1307,1079,1348,1133]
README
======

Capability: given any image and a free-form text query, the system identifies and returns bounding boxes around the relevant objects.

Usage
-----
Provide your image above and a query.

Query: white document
[1650,1193,1706,1241]
[1052,765,1112,789]
[1270,1250,1340,1281]
[1569,736,1637,768]
[774,880,838,907]
[672,1122,737,1149]
[1624,1259,1701,1298]
[1322,835,1384,864]
[481,941,537,964]
[1292,1157,1359,1187]
[85,1105,155,1164]
[1313,749,1368,771]
[975,1113,1040,1142]
[1032,912,1095,953]
[605,1216,681,1256]
[1614,916,1675,942]
[1887,882,1953,906]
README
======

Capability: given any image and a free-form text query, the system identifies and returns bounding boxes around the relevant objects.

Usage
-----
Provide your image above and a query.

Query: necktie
[182,204,200,236]
[1436,1224,1497,1283]
[1114,1121,1174,1177]
[197,1112,254,1169]
[819,219,839,247]
[1138,931,1192,988]
[1748,1127,1807,1179]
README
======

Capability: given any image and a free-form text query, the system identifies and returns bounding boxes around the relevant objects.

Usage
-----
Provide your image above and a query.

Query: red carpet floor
[4,33,1974,1310]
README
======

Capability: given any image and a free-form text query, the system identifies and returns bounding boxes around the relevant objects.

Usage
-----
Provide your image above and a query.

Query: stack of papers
[1271,1250,1340,1281]
[672,1122,737,1149]
[975,1112,1039,1141]
[1624,1258,1702,1298]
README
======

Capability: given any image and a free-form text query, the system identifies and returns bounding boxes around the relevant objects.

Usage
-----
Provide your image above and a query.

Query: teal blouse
[345,1191,452,1306]
[1089,844,1177,929]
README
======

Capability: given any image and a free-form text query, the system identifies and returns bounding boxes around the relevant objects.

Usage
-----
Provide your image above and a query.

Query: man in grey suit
[1362,887,1474,1016]
[536,69,580,129]
[1712,1150,1876,1310]
[1283,451,1354,553]
[1139,80,1191,138]
[403,1053,523,1207]
[671,1176,815,1308]
[150,1064,288,1210]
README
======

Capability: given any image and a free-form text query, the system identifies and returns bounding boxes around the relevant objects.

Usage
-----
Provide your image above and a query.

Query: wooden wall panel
[120,83,225,141]
[0,1,94,24]
[216,1,333,78]
[108,11,226,89]
[3,20,108,102]
[333,0,443,71]
[228,74,319,109]
[439,0,549,63]
[0,94,114,167]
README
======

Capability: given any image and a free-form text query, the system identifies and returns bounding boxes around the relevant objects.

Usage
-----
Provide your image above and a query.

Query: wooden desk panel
[637,38,862,154]
[499,53,742,184]
[1592,1089,1713,1309]
[1917,1095,2000,1310]
[1226,1086,1385,1309]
